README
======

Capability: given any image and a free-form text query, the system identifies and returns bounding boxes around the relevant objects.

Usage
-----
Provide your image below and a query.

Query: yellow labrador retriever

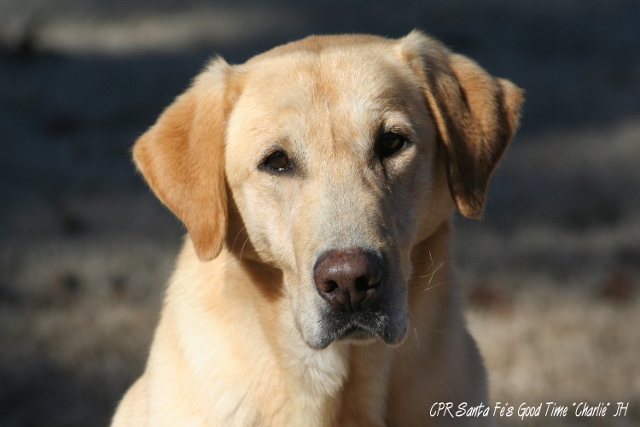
[112,31,522,426]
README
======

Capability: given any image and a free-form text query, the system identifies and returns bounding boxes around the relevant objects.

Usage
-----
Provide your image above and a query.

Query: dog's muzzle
[311,247,408,349]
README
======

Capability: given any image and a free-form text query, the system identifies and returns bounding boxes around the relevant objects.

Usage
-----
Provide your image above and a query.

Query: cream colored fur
[111,31,523,427]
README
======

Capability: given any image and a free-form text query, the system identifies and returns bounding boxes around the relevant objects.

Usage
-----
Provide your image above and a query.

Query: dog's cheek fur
[234,183,299,268]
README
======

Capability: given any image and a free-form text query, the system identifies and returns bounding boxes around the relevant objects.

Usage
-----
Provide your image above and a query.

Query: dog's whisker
[423,279,454,292]
[239,236,251,260]
[231,225,248,251]
[426,261,446,285]
[405,256,448,289]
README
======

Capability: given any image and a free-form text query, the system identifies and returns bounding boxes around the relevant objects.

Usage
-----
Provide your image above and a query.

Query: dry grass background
[1,1,640,426]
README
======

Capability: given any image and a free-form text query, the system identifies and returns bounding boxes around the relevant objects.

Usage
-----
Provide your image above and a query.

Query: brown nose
[314,248,383,312]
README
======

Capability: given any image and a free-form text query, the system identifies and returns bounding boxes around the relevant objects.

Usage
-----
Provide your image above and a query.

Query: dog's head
[133,32,522,349]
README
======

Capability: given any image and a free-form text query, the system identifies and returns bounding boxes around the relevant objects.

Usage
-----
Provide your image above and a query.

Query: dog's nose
[314,248,383,312]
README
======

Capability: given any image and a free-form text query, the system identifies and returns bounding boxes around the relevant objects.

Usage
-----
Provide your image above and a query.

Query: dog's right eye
[262,151,292,173]
[377,132,407,159]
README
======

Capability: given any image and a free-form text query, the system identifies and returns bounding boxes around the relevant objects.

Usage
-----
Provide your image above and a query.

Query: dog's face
[225,43,437,348]
[133,32,523,349]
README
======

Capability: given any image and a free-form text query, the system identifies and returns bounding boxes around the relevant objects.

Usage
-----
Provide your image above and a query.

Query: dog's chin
[305,311,408,350]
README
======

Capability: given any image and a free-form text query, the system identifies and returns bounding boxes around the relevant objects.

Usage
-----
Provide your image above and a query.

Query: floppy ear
[133,59,232,261]
[399,31,524,218]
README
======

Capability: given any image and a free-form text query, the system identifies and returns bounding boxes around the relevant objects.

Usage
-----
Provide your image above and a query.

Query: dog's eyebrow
[376,113,418,140]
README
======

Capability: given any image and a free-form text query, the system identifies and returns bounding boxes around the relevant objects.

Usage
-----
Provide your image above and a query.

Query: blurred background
[1,0,639,426]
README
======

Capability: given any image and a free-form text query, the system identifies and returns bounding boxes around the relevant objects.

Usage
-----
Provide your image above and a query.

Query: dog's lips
[335,324,376,341]
[311,307,408,349]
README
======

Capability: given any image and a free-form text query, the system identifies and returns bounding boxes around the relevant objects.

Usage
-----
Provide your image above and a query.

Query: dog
[111,31,522,426]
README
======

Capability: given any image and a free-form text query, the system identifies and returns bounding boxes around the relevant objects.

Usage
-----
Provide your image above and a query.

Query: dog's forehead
[237,40,408,105]
[244,33,396,64]
[226,38,423,153]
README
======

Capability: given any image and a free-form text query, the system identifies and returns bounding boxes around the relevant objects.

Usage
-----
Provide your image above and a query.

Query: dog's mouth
[336,325,376,341]
[312,308,408,349]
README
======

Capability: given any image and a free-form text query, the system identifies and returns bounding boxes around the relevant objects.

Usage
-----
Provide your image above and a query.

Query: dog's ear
[398,31,523,218]
[133,59,232,261]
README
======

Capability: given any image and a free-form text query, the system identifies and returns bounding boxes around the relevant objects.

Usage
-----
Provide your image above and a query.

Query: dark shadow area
[0,361,119,427]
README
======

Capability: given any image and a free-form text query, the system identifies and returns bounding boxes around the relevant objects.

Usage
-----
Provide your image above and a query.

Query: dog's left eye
[378,132,406,158]
[262,151,292,172]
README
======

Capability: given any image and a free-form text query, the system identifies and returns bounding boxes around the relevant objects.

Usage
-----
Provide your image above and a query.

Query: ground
[1,1,639,426]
